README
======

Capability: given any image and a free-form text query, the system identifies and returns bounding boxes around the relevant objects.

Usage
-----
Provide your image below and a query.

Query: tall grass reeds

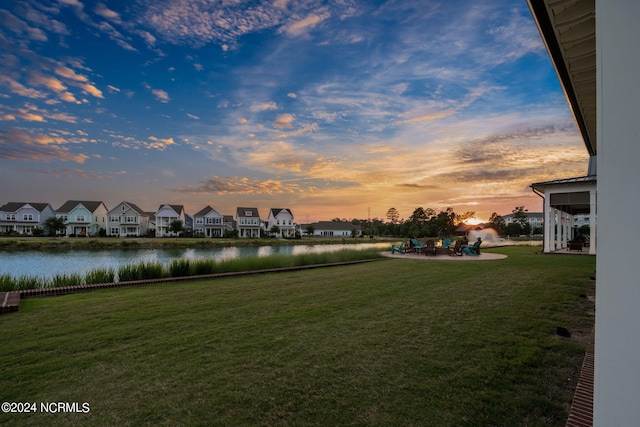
[85,268,116,284]
[169,259,191,277]
[51,273,84,288]
[0,274,14,292]
[139,261,164,280]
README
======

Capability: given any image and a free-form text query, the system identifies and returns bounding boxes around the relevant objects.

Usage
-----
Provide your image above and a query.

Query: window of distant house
[122,205,126,211]
[245,211,252,216]
[7,214,16,221]
[110,228,119,235]
[126,216,135,223]
[77,215,85,222]
[196,218,203,224]
[111,216,119,222]
[59,215,68,221]
[23,214,34,221]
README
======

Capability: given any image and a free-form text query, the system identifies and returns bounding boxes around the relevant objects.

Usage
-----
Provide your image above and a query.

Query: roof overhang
[527,0,596,156]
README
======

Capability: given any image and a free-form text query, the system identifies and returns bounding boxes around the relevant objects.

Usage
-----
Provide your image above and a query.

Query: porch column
[562,211,569,248]
[589,188,597,255]
[544,197,552,253]
[555,209,562,250]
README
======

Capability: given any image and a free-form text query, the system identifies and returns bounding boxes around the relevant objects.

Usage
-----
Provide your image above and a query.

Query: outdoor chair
[442,238,451,248]
[411,238,426,254]
[462,240,481,256]
[424,239,437,256]
[449,240,463,256]
[568,240,583,252]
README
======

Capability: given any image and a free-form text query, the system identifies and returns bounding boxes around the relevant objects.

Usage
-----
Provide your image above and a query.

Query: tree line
[338,206,542,238]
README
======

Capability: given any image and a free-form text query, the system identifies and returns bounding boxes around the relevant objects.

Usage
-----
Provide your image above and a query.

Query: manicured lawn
[0,246,595,426]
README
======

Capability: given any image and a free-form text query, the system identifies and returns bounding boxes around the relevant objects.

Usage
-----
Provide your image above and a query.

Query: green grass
[0,246,595,426]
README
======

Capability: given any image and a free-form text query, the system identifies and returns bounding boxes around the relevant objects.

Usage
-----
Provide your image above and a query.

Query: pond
[0,243,389,280]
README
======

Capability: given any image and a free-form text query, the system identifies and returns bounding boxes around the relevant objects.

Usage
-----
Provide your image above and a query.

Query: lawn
[0,246,595,426]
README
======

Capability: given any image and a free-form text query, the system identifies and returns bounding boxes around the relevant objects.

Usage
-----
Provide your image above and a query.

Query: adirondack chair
[449,240,463,256]
[424,239,437,256]
[391,242,406,254]
[410,238,426,254]
[442,238,451,248]
[461,239,482,255]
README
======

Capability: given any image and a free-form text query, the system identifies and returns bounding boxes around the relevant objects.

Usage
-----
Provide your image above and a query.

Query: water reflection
[0,243,388,279]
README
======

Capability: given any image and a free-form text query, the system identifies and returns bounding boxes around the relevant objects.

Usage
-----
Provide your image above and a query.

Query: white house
[0,202,56,235]
[107,201,151,237]
[306,221,361,237]
[193,206,225,237]
[154,204,186,237]
[528,0,640,423]
[56,200,108,237]
[267,208,296,238]
[501,212,544,230]
[236,207,261,238]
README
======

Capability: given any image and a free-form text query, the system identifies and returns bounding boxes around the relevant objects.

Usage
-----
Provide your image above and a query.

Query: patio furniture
[568,240,583,252]
[411,238,426,254]
[462,240,482,256]
[423,239,437,256]
[449,240,463,256]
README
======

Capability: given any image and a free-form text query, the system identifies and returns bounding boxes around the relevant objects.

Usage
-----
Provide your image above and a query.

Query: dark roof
[0,202,52,212]
[269,208,293,218]
[56,200,105,213]
[109,201,146,214]
[531,175,596,188]
[236,207,260,218]
[193,206,213,217]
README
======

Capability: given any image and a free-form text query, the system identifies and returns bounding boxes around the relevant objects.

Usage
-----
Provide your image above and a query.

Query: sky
[0,0,589,223]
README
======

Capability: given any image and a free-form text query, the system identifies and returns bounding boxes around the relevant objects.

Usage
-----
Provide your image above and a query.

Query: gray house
[0,202,56,235]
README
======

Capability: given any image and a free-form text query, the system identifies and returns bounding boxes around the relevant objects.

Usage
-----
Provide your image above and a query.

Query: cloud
[147,136,175,150]
[287,92,297,98]
[29,74,67,93]
[54,66,89,83]
[273,113,295,129]
[94,3,121,23]
[0,128,89,163]
[251,102,277,112]
[152,89,170,103]
[79,83,104,98]
[174,176,302,195]
[187,113,200,120]
[280,10,331,37]
[0,75,46,99]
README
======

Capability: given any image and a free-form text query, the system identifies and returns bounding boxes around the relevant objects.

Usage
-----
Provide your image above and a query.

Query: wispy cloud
[151,89,170,103]
[0,128,89,163]
[174,176,304,195]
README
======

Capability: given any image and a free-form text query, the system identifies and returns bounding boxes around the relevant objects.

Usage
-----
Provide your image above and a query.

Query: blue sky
[0,0,588,222]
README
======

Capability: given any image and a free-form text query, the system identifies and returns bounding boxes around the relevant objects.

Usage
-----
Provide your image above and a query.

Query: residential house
[0,202,56,235]
[193,206,225,237]
[306,221,361,237]
[501,212,544,230]
[223,215,236,235]
[267,208,296,238]
[155,204,186,237]
[236,207,261,238]
[106,201,151,237]
[56,200,108,236]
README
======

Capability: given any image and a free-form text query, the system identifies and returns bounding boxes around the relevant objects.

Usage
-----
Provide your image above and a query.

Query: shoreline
[0,236,394,252]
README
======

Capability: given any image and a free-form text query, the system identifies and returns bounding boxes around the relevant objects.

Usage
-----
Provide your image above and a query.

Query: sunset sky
[0,0,589,223]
